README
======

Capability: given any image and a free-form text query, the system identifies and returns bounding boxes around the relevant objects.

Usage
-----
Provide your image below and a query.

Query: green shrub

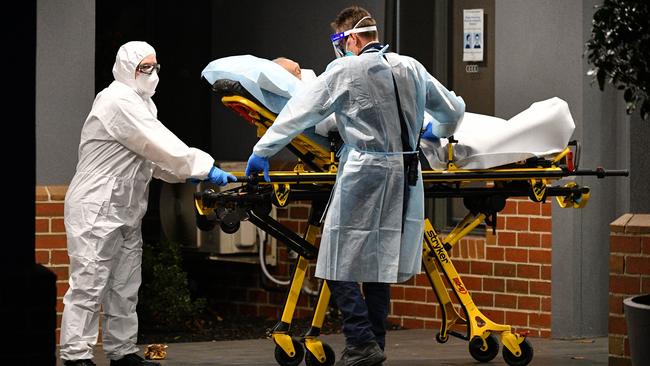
[585,0,649,120]
[138,239,206,332]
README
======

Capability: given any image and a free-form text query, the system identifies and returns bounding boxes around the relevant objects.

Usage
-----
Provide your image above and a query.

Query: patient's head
[273,57,302,80]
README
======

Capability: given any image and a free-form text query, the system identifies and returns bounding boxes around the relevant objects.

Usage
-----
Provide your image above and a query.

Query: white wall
[36,0,95,185]
[495,0,633,338]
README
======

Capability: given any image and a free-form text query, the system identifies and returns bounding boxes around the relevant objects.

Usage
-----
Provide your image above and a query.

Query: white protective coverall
[253,45,465,283]
[60,41,214,361]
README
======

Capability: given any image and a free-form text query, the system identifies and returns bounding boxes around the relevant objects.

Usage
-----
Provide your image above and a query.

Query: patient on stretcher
[272,57,337,137]
[201,55,575,170]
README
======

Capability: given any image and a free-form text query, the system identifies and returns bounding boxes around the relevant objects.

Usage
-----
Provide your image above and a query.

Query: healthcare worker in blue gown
[246,7,465,366]
[60,41,236,366]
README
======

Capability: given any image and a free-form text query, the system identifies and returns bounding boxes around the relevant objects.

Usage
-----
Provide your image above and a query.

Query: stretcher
[195,73,627,366]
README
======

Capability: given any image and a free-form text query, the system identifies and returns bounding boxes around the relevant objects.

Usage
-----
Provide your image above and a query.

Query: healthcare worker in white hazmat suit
[246,7,465,366]
[60,41,236,366]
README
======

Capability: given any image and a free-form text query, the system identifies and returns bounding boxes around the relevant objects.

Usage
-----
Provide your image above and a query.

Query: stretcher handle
[234,175,255,183]
[234,174,337,184]
[571,168,628,178]
[234,168,629,184]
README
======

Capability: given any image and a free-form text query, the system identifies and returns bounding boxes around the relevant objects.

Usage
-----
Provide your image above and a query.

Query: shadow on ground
[138,313,403,344]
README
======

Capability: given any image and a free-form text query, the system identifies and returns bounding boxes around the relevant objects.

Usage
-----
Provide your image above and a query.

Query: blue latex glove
[245,153,270,182]
[421,123,439,142]
[207,166,237,186]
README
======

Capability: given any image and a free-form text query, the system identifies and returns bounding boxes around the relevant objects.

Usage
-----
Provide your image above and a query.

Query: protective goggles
[136,63,161,75]
[330,16,377,58]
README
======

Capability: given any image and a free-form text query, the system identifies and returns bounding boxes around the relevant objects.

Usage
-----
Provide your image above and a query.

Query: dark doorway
[96,2,215,243]
[96,1,214,152]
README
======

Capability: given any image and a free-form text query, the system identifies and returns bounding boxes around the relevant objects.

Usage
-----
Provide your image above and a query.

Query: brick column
[608,214,650,366]
[35,185,69,344]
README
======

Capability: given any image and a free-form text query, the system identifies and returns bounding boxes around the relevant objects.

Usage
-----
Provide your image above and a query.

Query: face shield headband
[330,16,378,58]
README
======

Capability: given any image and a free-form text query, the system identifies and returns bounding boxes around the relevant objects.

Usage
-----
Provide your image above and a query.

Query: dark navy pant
[327,280,391,350]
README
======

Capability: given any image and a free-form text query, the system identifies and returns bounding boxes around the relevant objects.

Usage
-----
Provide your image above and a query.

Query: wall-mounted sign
[463,8,484,62]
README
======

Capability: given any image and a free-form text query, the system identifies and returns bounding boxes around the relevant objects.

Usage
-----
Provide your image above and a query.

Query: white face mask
[135,71,159,98]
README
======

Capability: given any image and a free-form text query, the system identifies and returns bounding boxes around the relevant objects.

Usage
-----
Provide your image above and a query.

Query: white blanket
[421,97,575,169]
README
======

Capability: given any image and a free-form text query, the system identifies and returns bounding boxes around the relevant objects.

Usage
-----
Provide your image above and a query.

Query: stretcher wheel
[274,339,304,366]
[435,332,449,343]
[304,342,335,366]
[555,182,590,209]
[196,214,218,231]
[502,338,533,366]
[469,334,500,363]
[220,221,240,234]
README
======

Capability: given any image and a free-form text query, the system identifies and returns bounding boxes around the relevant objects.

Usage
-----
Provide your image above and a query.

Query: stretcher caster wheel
[274,338,304,366]
[469,334,500,363]
[435,332,449,344]
[555,182,590,209]
[220,221,240,234]
[502,338,533,366]
[196,214,218,231]
[304,343,335,366]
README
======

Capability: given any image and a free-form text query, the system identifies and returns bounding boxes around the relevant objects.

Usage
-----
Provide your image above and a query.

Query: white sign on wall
[463,8,484,62]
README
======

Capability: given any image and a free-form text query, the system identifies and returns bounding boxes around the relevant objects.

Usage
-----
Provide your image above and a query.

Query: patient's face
[275,58,302,80]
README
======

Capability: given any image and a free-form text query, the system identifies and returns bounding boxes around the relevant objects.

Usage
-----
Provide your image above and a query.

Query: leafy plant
[585,0,649,120]
[138,239,207,332]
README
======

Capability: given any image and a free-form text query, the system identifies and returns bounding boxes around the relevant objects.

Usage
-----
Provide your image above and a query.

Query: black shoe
[110,353,161,366]
[63,360,96,366]
[335,341,386,366]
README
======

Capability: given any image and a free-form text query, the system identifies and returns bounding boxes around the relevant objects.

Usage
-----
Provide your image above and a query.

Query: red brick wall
[203,201,324,320]
[388,197,553,337]
[35,186,69,344]
[36,186,554,341]
[608,214,650,366]
[233,197,554,338]
[34,185,322,344]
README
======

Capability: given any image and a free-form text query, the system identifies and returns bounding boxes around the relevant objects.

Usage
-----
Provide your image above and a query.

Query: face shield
[330,16,378,58]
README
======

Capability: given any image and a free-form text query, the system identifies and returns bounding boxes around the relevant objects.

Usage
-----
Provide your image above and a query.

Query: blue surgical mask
[344,51,355,57]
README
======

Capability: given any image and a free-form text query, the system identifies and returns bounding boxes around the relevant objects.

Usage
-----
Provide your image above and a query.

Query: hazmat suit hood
[112,41,156,92]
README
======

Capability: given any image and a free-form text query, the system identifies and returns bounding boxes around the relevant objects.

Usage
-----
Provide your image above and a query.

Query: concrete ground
[57,329,607,366]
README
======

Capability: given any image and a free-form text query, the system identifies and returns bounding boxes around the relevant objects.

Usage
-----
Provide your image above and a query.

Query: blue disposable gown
[254,46,465,283]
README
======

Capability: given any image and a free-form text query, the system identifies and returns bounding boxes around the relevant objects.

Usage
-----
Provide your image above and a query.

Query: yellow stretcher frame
[200,88,624,366]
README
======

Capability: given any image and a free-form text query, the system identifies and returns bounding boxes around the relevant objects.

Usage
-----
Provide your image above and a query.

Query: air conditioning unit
[159,161,277,264]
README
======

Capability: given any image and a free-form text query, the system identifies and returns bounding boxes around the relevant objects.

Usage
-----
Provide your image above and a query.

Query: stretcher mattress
[202,55,575,169]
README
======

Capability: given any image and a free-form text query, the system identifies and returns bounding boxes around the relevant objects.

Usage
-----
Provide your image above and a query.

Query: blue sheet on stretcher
[202,55,576,169]
[202,55,299,114]
[201,54,332,148]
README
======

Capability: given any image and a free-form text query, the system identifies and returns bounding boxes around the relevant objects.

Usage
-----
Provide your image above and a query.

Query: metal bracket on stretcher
[199,80,628,366]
